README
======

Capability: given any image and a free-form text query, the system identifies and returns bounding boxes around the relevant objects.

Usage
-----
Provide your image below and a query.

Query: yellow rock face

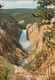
[28,22,39,43]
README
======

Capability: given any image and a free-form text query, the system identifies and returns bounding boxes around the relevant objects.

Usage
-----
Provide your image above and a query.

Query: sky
[0,1,38,9]
[0,0,55,9]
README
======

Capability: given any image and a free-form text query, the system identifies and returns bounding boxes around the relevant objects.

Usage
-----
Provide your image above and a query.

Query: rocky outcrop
[27,22,39,43]
[25,23,55,77]
[25,23,53,63]
[0,12,27,65]
[25,24,46,64]
[0,56,15,80]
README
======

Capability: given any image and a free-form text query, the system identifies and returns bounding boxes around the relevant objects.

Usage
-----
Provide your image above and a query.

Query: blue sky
[0,1,38,9]
[0,0,55,9]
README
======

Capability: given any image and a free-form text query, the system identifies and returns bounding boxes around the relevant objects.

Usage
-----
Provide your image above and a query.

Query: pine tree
[45,26,55,50]
[0,67,10,80]
[35,57,42,70]
[43,25,55,52]
[32,0,54,21]
[0,4,3,9]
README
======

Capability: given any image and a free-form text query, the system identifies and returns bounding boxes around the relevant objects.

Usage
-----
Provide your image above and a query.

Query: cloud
[0,1,37,9]
[16,1,31,5]
[0,0,54,9]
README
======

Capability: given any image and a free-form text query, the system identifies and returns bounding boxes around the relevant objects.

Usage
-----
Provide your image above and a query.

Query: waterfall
[19,30,31,51]
[19,30,31,67]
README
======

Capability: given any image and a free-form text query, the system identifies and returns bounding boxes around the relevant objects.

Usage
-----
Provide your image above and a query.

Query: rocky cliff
[27,23,39,43]
[25,22,55,78]
[0,11,27,65]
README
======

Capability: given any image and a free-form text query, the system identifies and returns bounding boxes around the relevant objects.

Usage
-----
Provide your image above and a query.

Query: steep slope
[0,56,15,80]
[0,11,27,64]
[25,24,51,63]
[27,22,39,43]
[24,22,55,79]
[0,56,36,80]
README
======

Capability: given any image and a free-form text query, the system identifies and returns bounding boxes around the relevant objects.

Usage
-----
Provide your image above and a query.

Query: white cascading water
[19,30,31,67]
[19,30,31,51]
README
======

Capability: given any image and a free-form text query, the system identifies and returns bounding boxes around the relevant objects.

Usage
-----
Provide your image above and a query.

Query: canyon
[0,11,55,80]
[18,21,55,80]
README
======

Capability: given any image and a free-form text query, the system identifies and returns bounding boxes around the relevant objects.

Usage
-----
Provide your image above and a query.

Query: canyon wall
[25,23,55,77]
[0,12,27,65]
[27,22,39,43]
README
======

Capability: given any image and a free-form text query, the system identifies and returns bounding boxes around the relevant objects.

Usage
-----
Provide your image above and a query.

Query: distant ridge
[3,8,41,29]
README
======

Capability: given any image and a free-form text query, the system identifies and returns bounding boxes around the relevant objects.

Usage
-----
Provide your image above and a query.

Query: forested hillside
[3,8,41,28]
